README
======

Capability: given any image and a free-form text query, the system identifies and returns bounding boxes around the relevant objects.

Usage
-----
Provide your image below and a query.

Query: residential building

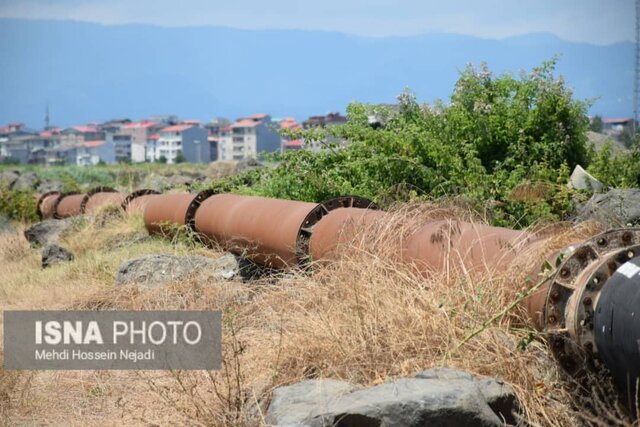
[156,125,209,164]
[219,114,281,161]
[601,118,634,136]
[109,121,161,163]
[301,112,348,152]
[277,117,304,154]
[218,126,233,161]
[76,140,116,166]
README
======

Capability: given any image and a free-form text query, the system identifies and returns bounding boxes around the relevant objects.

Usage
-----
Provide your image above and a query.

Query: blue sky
[0,0,634,45]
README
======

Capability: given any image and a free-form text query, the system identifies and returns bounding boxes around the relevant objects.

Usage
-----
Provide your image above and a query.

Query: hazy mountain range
[0,18,633,128]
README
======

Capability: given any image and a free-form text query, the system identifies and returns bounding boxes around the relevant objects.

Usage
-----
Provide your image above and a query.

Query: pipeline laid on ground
[34,186,640,407]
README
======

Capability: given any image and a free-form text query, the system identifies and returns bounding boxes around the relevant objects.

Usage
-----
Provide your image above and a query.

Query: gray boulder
[36,180,63,194]
[42,244,74,268]
[11,171,39,191]
[24,219,73,247]
[267,379,355,426]
[236,157,263,172]
[115,253,239,287]
[266,368,518,427]
[577,188,640,226]
[0,170,20,188]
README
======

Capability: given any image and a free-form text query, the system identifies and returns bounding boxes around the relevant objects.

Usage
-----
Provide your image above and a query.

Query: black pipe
[594,255,640,410]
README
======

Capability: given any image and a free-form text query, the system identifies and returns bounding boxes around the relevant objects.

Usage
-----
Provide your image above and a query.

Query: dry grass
[0,202,637,426]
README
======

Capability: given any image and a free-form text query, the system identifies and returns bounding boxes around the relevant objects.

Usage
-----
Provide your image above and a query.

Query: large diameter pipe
[594,255,640,404]
[83,192,127,214]
[54,193,85,219]
[122,189,161,215]
[309,207,389,261]
[402,220,542,274]
[143,193,196,236]
[194,194,318,268]
[36,191,61,219]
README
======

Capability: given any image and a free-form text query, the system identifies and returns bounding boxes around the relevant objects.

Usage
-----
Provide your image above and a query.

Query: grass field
[0,203,633,426]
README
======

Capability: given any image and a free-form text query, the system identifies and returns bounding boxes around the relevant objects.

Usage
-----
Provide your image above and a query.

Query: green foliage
[588,139,640,187]
[0,185,38,222]
[175,151,186,164]
[230,59,591,228]
[589,115,603,133]
[158,155,168,164]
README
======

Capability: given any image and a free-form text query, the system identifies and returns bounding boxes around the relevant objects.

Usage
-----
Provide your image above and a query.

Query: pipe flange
[185,189,217,232]
[295,195,378,265]
[52,191,81,219]
[36,191,60,219]
[544,229,640,375]
[121,189,160,210]
[80,186,117,214]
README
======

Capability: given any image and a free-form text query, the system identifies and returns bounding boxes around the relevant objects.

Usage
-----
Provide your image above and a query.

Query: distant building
[601,117,633,136]
[277,117,303,154]
[301,112,347,152]
[115,121,162,163]
[75,140,116,166]
[302,112,347,129]
[157,125,208,164]
[219,114,281,161]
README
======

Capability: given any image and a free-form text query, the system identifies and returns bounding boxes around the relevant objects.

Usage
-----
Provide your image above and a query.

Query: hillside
[0,19,633,127]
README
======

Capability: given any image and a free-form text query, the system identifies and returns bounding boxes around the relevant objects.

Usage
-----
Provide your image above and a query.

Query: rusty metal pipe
[193,194,376,268]
[143,193,197,237]
[81,187,128,214]
[53,193,85,219]
[36,191,61,219]
[122,189,161,215]
[309,207,389,261]
[194,194,319,268]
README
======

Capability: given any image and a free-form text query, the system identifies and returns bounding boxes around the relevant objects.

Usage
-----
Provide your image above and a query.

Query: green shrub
[0,185,38,223]
[230,59,590,228]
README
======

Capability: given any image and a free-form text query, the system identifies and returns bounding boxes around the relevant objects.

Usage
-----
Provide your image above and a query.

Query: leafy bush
[588,139,640,187]
[231,59,591,228]
[0,185,38,222]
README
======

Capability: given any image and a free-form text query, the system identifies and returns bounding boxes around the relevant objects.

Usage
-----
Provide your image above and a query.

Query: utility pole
[634,0,640,134]
[44,103,50,130]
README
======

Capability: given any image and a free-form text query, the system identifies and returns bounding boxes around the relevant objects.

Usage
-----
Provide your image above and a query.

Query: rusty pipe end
[121,189,160,212]
[298,196,378,265]
[36,191,61,220]
[53,192,84,219]
[79,186,117,214]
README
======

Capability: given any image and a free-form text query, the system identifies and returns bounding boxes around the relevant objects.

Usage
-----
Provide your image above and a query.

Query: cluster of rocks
[23,218,77,268]
[266,368,518,427]
[0,170,62,193]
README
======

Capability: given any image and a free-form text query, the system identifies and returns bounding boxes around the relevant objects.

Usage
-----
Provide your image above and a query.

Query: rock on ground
[36,180,63,194]
[236,157,263,172]
[577,188,640,226]
[0,170,20,188]
[24,219,74,247]
[11,171,39,191]
[266,368,518,427]
[115,253,239,287]
[42,244,74,268]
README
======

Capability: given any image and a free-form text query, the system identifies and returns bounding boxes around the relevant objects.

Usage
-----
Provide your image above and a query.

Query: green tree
[590,115,603,133]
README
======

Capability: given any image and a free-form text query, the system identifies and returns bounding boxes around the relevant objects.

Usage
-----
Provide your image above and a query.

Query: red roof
[249,113,267,120]
[82,140,105,148]
[124,121,157,129]
[602,117,633,124]
[148,134,160,140]
[232,119,261,128]
[221,126,232,132]
[207,136,219,142]
[181,120,201,125]
[280,119,301,130]
[285,139,303,147]
[73,125,98,133]
[161,125,193,133]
